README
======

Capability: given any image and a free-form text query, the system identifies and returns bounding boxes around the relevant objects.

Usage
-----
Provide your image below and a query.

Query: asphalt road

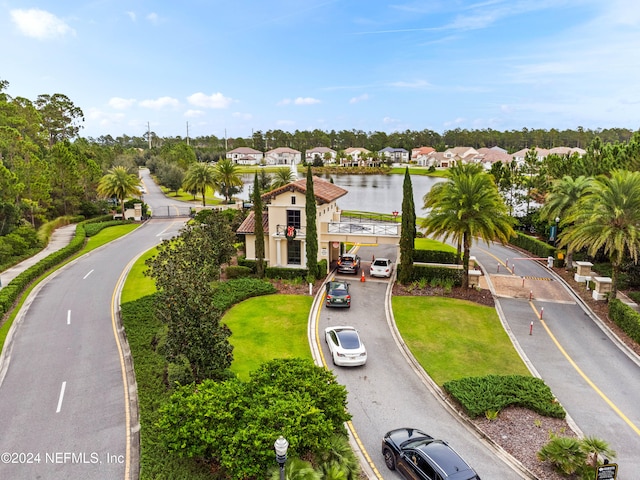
[471,241,640,478]
[0,170,187,479]
[317,244,525,480]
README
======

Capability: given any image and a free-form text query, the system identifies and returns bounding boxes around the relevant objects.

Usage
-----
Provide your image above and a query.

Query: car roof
[328,280,348,288]
[340,253,357,258]
[416,441,474,478]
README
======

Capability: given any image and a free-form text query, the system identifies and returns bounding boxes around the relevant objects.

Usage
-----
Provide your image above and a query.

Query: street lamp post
[554,217,560,247]
[274,436,288,480]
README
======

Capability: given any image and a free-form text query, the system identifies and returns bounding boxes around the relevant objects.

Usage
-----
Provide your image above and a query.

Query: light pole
[554,216,560,247]
[274,435,288,480]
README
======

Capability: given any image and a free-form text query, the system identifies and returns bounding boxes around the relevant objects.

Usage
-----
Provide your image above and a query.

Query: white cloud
[184,109,204,117]
[232,112,253,120]
[108,97,137,109]
[293,97,321,105]
[187,92,233,109]
[383,116,399,125]
[139,97,180,109]
[389,80,431,88]
[349,93,370,104]
[10,9,75,40]
[146,13,161,25]
[279,97,321,106]
[126,11,136,22]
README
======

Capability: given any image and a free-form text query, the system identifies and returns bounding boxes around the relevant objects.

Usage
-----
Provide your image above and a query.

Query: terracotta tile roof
[227,147,262,154]
[262,176,347,205]
[237,211,269,234]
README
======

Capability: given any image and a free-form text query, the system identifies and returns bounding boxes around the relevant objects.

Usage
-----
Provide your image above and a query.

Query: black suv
[337,253,361,274]
[382,428,481,480]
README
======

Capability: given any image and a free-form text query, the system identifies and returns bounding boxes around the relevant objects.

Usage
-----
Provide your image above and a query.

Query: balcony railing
[327,222,399,236]
[275,225,306,237]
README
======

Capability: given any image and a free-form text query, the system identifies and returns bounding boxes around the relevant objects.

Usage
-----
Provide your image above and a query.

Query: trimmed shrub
[443,374,566,419]
[405,264,464,286]
[510,232,555,259]
[237,256,257,273]
[265,266,308,280]
[609,299,640,344]
[413,249,460,264]
[225,265,253,279]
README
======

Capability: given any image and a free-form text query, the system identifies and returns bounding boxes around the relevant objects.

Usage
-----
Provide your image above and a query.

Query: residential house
[226,147,264,165]
[306,147,337,165]
[237,176,400,272]
[379,147,409,164]
[264,147,302,165]
[473,147,513,169]
[342,147,370,167]
[238,176,346,269]
[443,147,479,163]
[412,146,435,163]
[416,151,446,168]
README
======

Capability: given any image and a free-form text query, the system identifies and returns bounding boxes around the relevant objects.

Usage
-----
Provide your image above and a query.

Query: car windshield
[373,260,388,266]
[330,288,348,296]
[340,256,355,262]
[336,330,360,348]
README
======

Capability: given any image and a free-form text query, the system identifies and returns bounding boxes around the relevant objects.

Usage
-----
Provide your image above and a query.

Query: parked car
[326,280,351,308]
[382,428,481,480]
[370,258,393,278]
[337,253,361,274]
[324,326,367,366]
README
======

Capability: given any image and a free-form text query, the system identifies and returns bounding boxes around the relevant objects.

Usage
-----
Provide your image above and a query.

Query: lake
[240,173,445,216]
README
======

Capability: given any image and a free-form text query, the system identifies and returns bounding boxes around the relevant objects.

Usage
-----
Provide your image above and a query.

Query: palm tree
[421,162,515,288]
[97,166,141,220]
[539,175,592,268]
[270,167,295,189]
[560,170,640,300]
[182,162,216,206]
[212,158,243,203]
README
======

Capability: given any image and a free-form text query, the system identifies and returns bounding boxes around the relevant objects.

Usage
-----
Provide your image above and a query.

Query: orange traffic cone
[361,270,366,282]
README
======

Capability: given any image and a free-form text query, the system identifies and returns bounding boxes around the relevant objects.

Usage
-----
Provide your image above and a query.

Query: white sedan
[370,258,393,278]
[324,326,367,367]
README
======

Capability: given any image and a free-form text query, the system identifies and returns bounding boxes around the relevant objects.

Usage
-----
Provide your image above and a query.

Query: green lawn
[414,237,456,252]
[392,296,530,385]
[224,294,313,380]
[121,247,158,303]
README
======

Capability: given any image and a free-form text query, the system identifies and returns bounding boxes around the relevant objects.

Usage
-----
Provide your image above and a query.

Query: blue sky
[2,1,639,140]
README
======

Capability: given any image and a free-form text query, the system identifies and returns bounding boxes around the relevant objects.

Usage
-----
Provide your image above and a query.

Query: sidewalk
[0,224,77,288]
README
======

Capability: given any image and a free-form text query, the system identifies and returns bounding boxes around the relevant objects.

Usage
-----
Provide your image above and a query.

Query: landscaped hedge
[0,216,116,317]
[509,232,555,259]
[407,264,464,286]
[0,223,86,316]
[224,265,253,279]
[609,299,640,344]
[237,256,257,273]
[413,249,460,264]
[443,374,566,419]
[265,266,308,280]
[210,278,277,312]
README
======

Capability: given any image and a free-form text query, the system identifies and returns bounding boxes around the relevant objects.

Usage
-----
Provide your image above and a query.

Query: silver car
[370,258,393,278]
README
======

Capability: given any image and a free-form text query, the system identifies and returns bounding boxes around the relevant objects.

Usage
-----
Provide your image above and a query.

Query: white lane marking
[67,310,71,325]
[56,382,67,413]
[83,269,94,279]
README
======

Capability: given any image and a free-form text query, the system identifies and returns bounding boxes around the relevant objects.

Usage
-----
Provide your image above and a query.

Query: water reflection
[240,173,445,215]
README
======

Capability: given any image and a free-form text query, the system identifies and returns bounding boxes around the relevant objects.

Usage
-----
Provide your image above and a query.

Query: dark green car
[326,280,351,308]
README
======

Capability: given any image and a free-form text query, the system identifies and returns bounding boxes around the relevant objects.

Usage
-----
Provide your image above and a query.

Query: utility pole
[186,121,190,146]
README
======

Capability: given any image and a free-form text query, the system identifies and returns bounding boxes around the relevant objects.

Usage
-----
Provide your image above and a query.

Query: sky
[2,0,640,140]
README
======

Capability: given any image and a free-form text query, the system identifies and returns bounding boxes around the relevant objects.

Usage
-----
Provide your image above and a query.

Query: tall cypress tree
[252,173,265,278]
[398,167,416,284]
[305,166,318,283]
